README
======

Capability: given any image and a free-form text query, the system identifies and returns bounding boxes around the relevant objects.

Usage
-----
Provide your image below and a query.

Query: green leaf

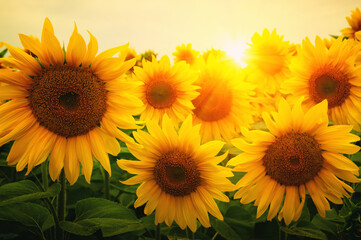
[223,205,254,238]
[61,198,144,237]
[59,221,98,236]
[210,218,243,240]
[86,218,143,237]
[311,209,344,236]
[0,202,54,235]
[0,180,60,206]
[0,48,7,58]
[280,224,328,240]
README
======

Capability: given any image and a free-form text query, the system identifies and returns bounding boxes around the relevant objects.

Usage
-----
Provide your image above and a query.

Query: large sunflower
[192,55,254,143]
[228,98,360,225]
[282,36,361,130]
[244,29,292,95]
[341,8,361,41]
[0,18,143,184]
[133,55,199,126]
[117,115,234,232]
[172,43,199,66]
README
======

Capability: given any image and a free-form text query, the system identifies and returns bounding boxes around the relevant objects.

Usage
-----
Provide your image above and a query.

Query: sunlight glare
[220,37,249,68]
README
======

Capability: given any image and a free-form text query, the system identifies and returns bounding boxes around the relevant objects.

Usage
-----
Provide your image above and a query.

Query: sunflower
[0,18,143,184]
[341,8,361,41]
[228,98,360,225]
[117,114,235,232]
[192,55,254,143]
[172,43,199,66]
[202,48,228,62]
[282,36,361,130]
[133,55,199,126]
[244,29,292,94]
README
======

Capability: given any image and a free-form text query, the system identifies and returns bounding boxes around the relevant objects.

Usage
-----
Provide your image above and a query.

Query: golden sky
[0,0,359,60]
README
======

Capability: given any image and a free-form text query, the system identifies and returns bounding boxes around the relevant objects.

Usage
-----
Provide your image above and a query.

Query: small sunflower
[202,48,228,62]
[117,115,235,232]
[341,8,361,41]
[172,43,199,66]
[228,98,360,225]
[192,55,254,143]
[282,36,361,130]
[0,18,143,184]
[133,55,199,126]
[244,29,292,94]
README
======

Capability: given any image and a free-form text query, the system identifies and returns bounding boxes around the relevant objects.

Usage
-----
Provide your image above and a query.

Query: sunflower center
[153,150,201,196]
[192,84,232,121]
[309,70,350,108]
[256,55,285,75]
[29,65,107,138]
[146,81,176,108]
[262,132,323,186]
[58,92,80,111]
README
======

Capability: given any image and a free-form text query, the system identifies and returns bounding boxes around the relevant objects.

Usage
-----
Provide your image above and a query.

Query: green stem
[100,168,110,200]
[41,161,48,191]
[44,198,59,240]
[211,232,218,240]
[31,172,59,240]
[186,227,190,239]
[155,224,161,240]
[57,171,66,240]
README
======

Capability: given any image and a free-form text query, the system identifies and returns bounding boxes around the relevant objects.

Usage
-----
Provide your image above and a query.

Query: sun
[219,36,248,67]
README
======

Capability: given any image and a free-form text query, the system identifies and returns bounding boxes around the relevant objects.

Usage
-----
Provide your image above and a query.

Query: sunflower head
[228,97,360,225]
[117,114,235,232]
[341,8,361,41]
[0,18,143,184]
[282,36,361,130]
[192,55,254,142]
[133,55,199,126]
[172,43,199,66]
[244,29,292,94]
[202,48,229,62]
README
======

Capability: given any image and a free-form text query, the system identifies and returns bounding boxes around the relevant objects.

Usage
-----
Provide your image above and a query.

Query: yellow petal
[82,31,98,68]
[66,23,86,67]
[49,136,67,181]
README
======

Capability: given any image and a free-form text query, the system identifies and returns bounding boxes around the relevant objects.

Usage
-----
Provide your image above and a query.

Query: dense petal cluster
[118,115,235,231]
[228,98,360,225]
[0,18,143,184]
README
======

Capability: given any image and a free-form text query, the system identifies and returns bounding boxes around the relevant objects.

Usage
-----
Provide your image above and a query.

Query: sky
[0,0,359,61]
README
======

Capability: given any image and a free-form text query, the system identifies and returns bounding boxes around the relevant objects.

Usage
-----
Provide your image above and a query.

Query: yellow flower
[228,98,360,225]
[117,115,234,232]
[341,8,361,41]
[282,36,361,130]
[202,48,228,62]
[133,55,199,126]
[244,29,292,94]
[0,18,143,184]
[322,37,336,49]
[172,43,199,66]
[192,55,254,142]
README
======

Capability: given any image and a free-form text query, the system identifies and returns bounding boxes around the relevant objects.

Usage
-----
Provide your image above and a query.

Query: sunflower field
[1,7,361,240]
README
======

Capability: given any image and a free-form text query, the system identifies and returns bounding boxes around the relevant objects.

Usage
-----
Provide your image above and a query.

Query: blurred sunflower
[202,48,228,62]
[228,98,360,225]
[341,8,361,41]
[0,18,143,184]
[133,55,199,126]
[117,115,235,232]
[192,55,254,142]
[172,43,199,66]
[282,37,361,130]
[244,29,292,94]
